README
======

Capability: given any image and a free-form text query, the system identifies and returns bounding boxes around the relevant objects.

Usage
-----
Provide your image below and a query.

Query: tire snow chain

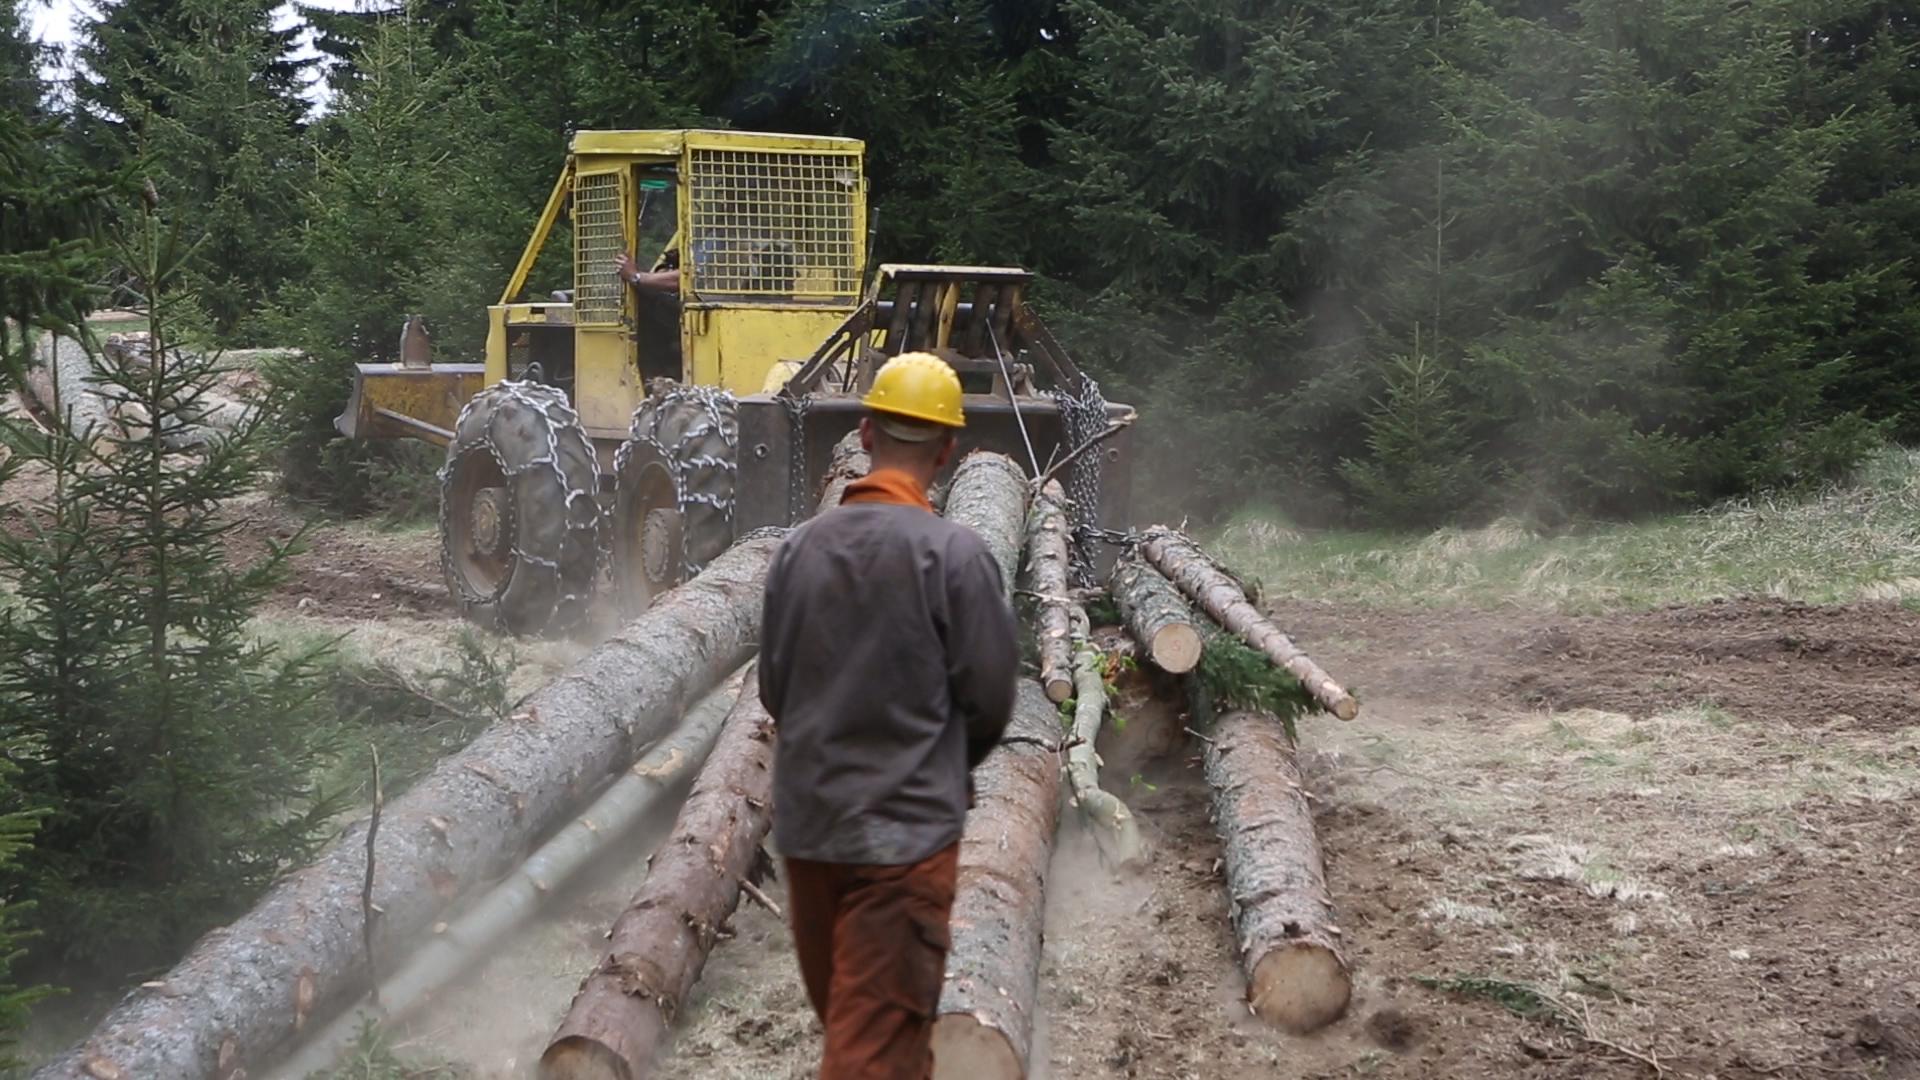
[1055,375,1112,587]
[617,383,741,582]
[779,391,809,525]
[439,380,601,625]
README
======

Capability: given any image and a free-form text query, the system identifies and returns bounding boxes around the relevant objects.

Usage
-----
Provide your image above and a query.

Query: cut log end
[539,1037,630,1080]
[1331,694,1359,722]
[931,1014,1023,1080]
[1147,624,1203,675]
[1248,943,1353,1033]
[1043,675,1074,704]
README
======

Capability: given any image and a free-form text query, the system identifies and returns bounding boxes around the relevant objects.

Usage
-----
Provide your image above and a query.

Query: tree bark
[540,669,778,1080]
[1065,608,1143,867]
[32,331,113,438]
[1109,554,1203,675]
[35,537,781,1080]
[1139,528,1358,720]
[1202,710,1351,1033]
[1026,481,1074,703]
[816,429,871,513]
[942,451,1029,596]
[266,670,751,1080]
[932,680,1064,1080]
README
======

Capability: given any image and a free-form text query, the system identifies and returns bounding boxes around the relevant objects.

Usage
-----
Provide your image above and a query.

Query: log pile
[23,331,259,447]
[44,419,1368,1076]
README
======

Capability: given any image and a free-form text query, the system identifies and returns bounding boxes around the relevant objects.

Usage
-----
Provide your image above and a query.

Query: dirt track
[347,577,1920,1080]
[22,484,1898,1078]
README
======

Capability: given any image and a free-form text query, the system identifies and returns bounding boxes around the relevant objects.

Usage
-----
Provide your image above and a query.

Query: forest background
[6,0,1920,1062]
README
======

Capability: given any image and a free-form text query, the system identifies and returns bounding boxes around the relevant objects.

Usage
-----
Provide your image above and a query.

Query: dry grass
[1215,446,1920,611]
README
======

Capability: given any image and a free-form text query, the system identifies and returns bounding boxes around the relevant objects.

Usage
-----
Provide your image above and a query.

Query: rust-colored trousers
[784,842,960,1080]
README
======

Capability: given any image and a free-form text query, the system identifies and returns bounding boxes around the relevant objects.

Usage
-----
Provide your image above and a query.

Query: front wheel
[440,382,601,637]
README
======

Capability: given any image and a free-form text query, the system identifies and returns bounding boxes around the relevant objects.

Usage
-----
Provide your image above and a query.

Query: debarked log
[1026,481,1075,704]
[1202,710,1351,1033]
[36,537,781,1080]
[1064,606,1143,868]
[932,681,1065,1080]
[540,669,778,1080]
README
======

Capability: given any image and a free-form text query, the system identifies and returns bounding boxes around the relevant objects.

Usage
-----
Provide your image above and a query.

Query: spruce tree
[0,190,343,979]
[76,0,312,340]
[0,0,46,121]
[268,12,478,514]
[0,84,116,1056]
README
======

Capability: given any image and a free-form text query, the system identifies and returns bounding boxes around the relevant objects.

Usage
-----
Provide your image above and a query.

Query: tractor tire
[439,381,601,637]
[611,385,738,616]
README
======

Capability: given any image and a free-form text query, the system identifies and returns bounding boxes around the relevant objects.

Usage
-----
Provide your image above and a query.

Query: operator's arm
[615,252,680,295]
[946,544,1019,768]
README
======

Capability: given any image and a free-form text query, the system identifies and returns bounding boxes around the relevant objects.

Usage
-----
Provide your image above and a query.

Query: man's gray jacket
[759,494,1019,866]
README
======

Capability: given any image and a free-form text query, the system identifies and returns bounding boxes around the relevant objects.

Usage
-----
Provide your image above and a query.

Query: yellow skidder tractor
[338,130,1135,635]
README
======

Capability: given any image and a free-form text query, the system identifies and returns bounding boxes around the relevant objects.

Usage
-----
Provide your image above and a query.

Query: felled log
[29,331,113,438]
[1064,607,1143,867]
[1202,710,1351,1033]
[541,670,778,1080]
[933,681,1064,1080]
[1110,554,1203,674]
[35,537,781,1080]
[1026,481,1075,703]
[1139,528,1358,720]
[816,429,872,512]
[268,670,751,1080]
[943,451,1029,594]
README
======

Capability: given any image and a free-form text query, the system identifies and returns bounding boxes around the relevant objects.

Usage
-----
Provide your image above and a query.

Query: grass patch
[1212,446,1920,611]
[1414,974,1574,1025]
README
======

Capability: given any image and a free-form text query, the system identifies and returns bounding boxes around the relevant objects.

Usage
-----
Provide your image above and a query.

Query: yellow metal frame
[374,130,875,447]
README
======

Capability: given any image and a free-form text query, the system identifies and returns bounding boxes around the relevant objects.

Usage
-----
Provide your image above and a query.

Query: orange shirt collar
[841,468,934,512]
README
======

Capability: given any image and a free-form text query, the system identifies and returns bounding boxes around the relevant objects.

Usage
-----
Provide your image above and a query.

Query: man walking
[758,352,1020,1079]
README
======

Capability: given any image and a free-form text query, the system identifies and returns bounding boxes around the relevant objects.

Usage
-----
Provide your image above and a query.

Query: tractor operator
[758,353,1019,1078]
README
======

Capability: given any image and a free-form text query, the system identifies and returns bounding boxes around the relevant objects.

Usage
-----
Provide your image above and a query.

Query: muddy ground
[358,587,1920,1080]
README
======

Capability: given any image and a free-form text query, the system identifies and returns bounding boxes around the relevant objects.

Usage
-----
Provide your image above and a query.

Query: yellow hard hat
[862,352,965,429]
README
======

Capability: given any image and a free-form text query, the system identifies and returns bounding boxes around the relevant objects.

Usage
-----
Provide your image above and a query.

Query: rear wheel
[612,385,738,615]
[440,382,601,637]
